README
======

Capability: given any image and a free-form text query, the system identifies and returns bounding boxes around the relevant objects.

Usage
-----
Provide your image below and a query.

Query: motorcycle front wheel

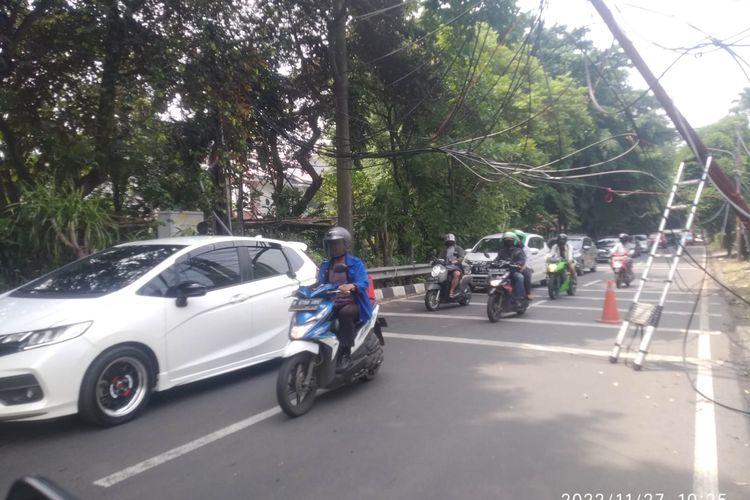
[615,272,623,288]
[276,352,318,418]
[547,274,559,300]
[486,292,503,323]
[424,289,440,311]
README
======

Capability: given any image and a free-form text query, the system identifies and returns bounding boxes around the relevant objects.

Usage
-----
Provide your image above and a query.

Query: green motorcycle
[546,257,576,300]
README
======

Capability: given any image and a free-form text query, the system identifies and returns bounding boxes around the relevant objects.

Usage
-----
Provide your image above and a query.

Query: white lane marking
[693,270,718,496]
[383,332,716,366]
[382,311,722,335]
[582,280,602,287]
[532,304,721,317]
[398,295,715,305]
[93,407,281,488]
[574,289,710,297]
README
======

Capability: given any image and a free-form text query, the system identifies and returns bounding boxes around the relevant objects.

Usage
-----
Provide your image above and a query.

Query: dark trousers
[334,303,360,348]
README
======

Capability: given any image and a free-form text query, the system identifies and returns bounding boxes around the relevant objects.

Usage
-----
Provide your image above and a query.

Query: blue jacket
[317,253,373,322]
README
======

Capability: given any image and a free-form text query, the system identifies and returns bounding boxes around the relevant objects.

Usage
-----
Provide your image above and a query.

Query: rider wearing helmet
[439,233,465,298]
[494,231,527,306]
[513,229,533,300]
[549,233,577,285]
[609,233,634,273]
[317,226,373,371]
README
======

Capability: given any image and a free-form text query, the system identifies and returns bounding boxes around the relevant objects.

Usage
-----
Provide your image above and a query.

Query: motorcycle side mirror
[333,263,348,273]
[175,281,207,308]
[7,476,77,500]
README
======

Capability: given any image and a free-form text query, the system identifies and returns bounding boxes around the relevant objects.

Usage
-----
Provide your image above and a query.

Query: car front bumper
[0,336,95,421]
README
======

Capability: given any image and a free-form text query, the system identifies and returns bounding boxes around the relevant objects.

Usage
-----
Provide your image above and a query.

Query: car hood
[0,295,110,335]
[464,251,497,262]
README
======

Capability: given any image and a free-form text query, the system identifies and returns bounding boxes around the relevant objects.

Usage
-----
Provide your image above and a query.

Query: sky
[518,0,750,127]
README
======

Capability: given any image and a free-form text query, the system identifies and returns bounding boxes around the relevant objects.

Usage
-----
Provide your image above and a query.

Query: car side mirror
[333,264,348,273]
[7,477,77,500]
[287,270,297,279]
[175,281,207,308]
[483,252,490,259]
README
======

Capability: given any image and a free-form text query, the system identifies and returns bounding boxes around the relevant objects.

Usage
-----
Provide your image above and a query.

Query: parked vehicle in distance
[596,237,619,263]
[648,232,667,250]
[567,234,597,274]
[464,232,549,290]
[634,234,649,254]
[0,236,317,425]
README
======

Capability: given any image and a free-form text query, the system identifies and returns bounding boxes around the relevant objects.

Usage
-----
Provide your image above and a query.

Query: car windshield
[472,238,502,253]
[12,245,185,297]
[568,238,583,249]
[597,239,617,248]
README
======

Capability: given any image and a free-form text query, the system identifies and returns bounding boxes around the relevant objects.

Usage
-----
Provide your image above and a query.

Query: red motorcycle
[610,252,634,288]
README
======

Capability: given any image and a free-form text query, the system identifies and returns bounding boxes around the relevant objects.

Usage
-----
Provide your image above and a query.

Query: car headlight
[431,265,446,277]
[0,321,92,353]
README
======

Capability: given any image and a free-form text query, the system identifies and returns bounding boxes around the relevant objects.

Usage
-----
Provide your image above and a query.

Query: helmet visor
[324,238,347,259]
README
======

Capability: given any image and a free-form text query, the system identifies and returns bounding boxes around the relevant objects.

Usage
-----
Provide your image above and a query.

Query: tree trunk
[89,0,125,205]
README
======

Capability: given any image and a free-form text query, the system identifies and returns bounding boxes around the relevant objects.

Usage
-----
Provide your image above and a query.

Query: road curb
[375,283,425,301]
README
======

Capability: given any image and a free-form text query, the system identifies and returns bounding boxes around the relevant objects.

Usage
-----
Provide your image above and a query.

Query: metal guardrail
[368,263,432,282]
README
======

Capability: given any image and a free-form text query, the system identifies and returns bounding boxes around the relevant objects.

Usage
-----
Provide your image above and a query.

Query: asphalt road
[1,246,749,500]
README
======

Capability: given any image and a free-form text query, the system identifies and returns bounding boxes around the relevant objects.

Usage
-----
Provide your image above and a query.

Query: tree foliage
[1,0,686,290]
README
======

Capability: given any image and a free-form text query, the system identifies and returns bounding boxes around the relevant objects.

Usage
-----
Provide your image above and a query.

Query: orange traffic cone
[597,280,622,324]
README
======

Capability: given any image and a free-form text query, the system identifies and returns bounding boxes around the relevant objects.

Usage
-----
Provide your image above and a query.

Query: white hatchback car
[464,232,550,289]
[0,236,316,425]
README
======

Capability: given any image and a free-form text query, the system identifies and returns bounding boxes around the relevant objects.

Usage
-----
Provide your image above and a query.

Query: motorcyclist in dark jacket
[494,231,527,305]
[438,233,465,298]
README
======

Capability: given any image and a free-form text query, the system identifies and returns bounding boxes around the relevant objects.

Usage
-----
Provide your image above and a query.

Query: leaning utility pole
[330,0,353,232]
[590,0,750,231]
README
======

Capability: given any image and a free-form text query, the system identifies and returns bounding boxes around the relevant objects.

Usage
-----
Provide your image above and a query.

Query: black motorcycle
[424,259,472,311]
[485,261,530,322]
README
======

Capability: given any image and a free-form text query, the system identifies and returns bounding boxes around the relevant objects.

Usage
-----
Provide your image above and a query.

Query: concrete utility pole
[590,0,750,232]
[330,0,353,232]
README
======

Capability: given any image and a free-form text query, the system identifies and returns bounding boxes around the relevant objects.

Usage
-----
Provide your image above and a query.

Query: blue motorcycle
[276,280,386,417]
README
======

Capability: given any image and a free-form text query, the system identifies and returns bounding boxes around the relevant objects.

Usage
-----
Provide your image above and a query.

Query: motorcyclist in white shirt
[609,233,635,274]
[548,233,577,285]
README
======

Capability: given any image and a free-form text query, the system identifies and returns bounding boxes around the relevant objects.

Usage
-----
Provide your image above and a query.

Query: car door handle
[229,293,251,304]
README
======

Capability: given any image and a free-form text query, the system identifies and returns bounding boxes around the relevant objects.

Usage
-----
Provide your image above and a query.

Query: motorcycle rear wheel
[277,352,318,418]
[486,293,502,323]
[424,290,440,311]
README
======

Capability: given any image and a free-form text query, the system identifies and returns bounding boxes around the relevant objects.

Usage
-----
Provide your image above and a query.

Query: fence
[368,263,432,284]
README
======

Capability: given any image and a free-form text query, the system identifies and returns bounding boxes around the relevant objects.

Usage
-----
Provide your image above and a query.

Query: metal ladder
[609,157,711,370]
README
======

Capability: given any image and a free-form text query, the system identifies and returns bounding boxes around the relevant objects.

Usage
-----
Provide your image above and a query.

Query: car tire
[590,263,597,272]
[79,345,155,426]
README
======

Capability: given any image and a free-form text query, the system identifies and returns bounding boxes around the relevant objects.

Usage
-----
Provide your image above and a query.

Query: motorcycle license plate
[289,298,323,311]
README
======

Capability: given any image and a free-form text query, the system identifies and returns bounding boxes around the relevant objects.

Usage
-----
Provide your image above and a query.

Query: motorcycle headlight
[0,321,92,354]
[289,309,327,339]
[431,265,446,277]
[489,278,502,287]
